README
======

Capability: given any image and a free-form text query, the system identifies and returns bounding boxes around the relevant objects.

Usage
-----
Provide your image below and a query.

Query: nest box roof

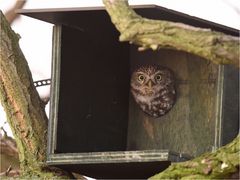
[18,5,239,37]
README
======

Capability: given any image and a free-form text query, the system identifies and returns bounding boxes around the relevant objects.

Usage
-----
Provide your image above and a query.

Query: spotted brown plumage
[130,65,176,118]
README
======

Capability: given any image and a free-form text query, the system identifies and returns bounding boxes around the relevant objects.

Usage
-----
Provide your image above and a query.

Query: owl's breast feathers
[131,82,176,118]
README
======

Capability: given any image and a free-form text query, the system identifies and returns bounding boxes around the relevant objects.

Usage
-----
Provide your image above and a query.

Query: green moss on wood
[0,10,75,178]
[0,11,63,178]
[103,0,239,68]
[150,135,239,179]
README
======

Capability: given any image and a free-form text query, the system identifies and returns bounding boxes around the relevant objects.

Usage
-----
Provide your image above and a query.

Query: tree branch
[103,0,239,68]
[150,135,239,179]
[5,0,26,24]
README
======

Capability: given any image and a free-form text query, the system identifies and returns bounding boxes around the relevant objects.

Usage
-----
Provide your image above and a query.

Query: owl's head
[131,65,174,96]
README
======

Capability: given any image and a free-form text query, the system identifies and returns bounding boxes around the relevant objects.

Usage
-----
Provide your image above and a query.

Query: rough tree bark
[0,11,71,178]
[0,0,239,178]
[103,0,239,68]
[151,135,239,179]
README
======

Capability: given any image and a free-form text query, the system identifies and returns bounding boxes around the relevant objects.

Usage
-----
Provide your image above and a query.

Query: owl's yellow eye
[155,74,162,81]
[138,74,145,83]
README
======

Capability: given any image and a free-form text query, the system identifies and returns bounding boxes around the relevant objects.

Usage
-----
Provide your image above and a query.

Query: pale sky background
[0,0,240,137]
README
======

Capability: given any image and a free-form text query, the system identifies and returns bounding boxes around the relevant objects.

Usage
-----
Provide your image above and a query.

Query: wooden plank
[127,47,220,157]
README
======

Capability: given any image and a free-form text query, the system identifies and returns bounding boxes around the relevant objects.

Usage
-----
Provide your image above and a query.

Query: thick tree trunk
[0,10,47,172]
[103,0,239,68]
[0,11,72,178]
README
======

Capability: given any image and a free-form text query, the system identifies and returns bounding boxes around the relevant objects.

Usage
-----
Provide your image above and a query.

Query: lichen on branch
[150,135,239,179]
[0,10,78,178]
[0,9,48,172]
[0,10,52,177]
[103,0,239,68]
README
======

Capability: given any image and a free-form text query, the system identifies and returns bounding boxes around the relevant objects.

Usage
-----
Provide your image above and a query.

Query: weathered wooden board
[127,47,220,157]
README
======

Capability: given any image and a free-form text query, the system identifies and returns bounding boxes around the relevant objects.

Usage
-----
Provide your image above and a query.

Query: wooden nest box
[19,4,239,179]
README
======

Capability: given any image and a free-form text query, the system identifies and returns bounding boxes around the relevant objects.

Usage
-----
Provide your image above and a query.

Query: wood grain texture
[127,48,219,157]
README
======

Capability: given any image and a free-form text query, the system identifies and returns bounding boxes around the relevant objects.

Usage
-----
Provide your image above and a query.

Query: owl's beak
[144,80,154,95]
[147,80,153,88]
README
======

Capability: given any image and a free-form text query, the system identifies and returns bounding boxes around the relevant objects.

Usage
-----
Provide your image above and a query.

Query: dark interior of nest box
[19,6,239,158]
[46,8,239,157]
[57,24,130,153]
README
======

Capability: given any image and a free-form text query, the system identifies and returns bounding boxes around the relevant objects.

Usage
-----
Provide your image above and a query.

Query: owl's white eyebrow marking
[136,72,146,75]
[153,71,163,75]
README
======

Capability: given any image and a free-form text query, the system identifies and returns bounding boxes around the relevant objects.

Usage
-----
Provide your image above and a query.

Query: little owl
[131,65,176,118]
